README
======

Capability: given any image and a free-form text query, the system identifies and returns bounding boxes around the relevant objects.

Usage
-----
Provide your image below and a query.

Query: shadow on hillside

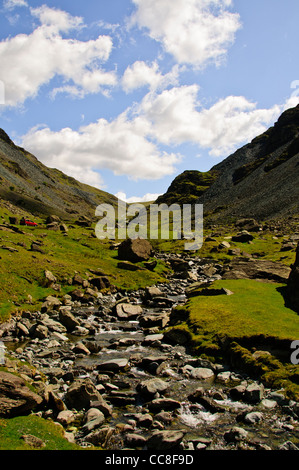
[276,285,299,314]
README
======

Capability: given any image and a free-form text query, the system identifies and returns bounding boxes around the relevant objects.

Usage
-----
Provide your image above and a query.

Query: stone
[138,313,170,329]
[115,303,143,320]
[56,410,76,427]
[59,308,80,332]
[118,238,154,262]
[222,258,291,283]
[147,398,181,412]
[0,371,43,417]
[21,434,46,448]
[147,430,184,450]
[187,367,215,381]
[224,426,248,443]
[244,411,263,424]
[41,296,62,312]
[90,276,111,290]
[82,408,106,434]
[84,426,114,447]
[144,286,163,299]
[137,378,169,397]
[125,433,147,448]
[29,324,48,340]
[65,378,110,412]
[97,358,129,372]
[231,231,254,243]
[244,383,264,404]
[44,270,57,287]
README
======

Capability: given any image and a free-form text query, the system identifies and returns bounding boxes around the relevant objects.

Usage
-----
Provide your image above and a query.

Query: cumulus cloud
[21,82,284,191]
[0,5,116,107]
[130,0,241,68]
[122,60,181,93]
[138,86,282,156]
[21,111,181,188]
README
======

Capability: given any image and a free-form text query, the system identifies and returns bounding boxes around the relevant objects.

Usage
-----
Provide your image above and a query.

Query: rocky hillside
[0,129,119,220]
[157,105,299,222]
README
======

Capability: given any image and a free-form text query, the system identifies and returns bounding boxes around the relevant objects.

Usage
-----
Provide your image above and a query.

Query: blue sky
[0,0,298,202]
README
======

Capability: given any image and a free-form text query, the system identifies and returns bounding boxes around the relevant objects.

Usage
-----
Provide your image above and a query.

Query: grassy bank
[171,278,299,398]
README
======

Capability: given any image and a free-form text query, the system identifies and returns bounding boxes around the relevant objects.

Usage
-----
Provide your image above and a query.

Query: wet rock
[125,433,147,448]
[115,303,143,320]
[97,358,129,372]
[182,365,215,381]
[245,383,264,404]
[139,313,170,329]
[147,398,181,412]
[279,441,299,450]
[65,378,110,413]
[137,378,169,398]
[224,426,248,443]
[147,430,184,451]
[244,411,263,424]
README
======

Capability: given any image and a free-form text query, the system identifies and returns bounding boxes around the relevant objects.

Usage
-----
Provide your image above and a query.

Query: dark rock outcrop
[287,243,299,312]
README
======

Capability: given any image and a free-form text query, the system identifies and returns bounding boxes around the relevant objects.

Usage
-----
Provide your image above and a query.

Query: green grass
[0,220,169,321]
[171,278,299,398]
[0,415,82,450]
[185,279,299,340]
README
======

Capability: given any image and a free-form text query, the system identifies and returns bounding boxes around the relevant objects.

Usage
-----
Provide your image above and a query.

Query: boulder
[65,378,110,413]
[89,276,111,290]
[222,258,291,283]
[147,430,184,450]
[0,371,43,417]
[115,303,143,320]
[118,238,154,262]
[137,378,169,397]
[58,307,80,332]
[287,242,299,312]
[231,231,254,243]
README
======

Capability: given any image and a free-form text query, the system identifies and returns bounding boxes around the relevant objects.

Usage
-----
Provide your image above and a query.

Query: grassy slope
[0,415,81,450]
[0,206,169,322]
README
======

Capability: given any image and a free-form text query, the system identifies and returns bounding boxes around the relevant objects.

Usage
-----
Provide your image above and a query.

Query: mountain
[157,105,299,222]
[0,129,119,220]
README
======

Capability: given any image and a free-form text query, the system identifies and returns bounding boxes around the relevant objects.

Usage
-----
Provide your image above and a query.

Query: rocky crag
[157,105,299,223]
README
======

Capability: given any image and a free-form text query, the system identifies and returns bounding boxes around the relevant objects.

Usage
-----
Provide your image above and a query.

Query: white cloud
[0,6,116,107]
[21,112,181,188]
[115,191,161,203]
[137,86,282,157]
[3,0,28,10]
[21,83,284,192]
[130,0,241,68]
[122,60,181,93]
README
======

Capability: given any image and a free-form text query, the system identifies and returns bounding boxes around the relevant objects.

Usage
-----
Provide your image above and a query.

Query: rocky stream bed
[1,252,299,451]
